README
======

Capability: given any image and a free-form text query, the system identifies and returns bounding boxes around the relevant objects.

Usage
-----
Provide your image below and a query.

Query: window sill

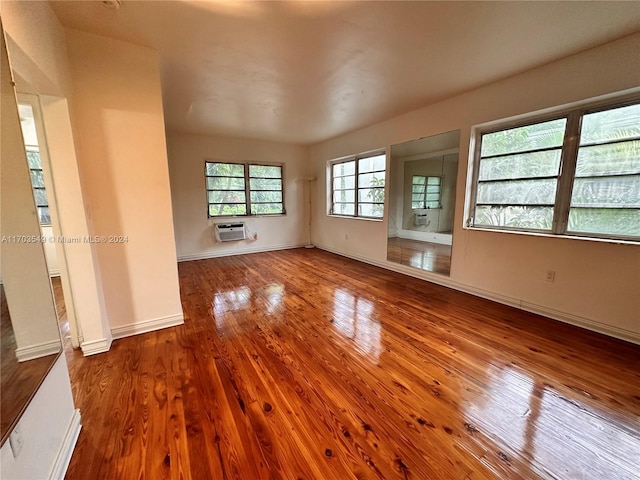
[327,214,383,222]
[208,214,287,220]
[464,225,639,246]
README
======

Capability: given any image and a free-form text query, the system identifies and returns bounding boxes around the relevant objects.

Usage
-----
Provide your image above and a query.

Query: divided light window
[331,152,386,219]
[26,146,51,225]
[470,99,640,241]
[206,162,284,217]
[412,176,441,209]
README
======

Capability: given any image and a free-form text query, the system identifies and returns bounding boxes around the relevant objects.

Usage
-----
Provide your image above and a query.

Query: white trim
[397,229,452,245]
[316,243,640,345]
[111,313,184,340]
[49,269,61,277]
[15,339,61,362]
[80,336,112,356]
[177,243,305,262]
[48,409,81,480]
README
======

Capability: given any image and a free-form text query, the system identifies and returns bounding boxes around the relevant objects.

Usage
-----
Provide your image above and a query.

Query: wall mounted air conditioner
[215,222,246,242]
[414,213,429,226]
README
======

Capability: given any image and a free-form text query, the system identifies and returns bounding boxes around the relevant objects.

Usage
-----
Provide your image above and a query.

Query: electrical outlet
[546,270,556,282]
[9,425,23,458]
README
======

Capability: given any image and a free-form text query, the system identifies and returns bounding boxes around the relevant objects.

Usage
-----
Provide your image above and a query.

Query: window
[26,147,51,225]
[205,162,284,217]
[412,176,442,209]
[469,98,639,241]
[331,152,386,219]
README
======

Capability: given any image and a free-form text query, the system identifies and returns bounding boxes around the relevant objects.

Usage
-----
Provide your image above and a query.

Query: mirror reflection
[387,130,460,275]
[0,36,62,444]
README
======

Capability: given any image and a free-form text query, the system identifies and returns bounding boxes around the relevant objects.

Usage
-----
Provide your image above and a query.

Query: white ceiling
[50,1,640,145]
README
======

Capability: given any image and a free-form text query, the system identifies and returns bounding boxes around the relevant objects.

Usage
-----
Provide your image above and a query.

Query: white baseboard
[398,229,453,245]
[16,339,61,362]
[178,243,305,262]
[316,243,640,345]
[48,409,81,480]
[80,336,112,356]
[111,313,184,340]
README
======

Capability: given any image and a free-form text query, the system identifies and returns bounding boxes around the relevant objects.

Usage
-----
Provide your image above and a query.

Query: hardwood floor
[65,249,640,479]
[386,237,451,275]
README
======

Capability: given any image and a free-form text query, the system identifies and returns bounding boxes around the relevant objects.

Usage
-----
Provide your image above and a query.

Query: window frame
[329,150,386,220]
[467,94,640,243]
[412,175,442,210]
[205,161,285,218]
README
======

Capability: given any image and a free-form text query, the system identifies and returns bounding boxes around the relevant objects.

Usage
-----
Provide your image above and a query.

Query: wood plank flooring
[64,248,640,479]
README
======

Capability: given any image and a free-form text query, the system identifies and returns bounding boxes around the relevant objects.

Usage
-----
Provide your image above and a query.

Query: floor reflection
[464,366,639,479]
[387,237,451,275]
[332,289,381,359]
[212,284,285,330]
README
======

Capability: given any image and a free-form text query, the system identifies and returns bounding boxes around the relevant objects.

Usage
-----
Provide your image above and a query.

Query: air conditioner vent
[215,223,246,242]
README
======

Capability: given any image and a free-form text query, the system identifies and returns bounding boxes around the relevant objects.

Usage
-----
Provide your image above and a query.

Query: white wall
[310,33,640,343]
[65,29,183,338]
[0,356,80,480]
[167,132,308,260]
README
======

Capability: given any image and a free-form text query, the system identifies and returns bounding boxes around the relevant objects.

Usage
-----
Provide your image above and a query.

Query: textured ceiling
[50,1,640,145]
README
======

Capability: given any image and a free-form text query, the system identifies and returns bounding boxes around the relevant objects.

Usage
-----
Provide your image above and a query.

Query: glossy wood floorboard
[64,248,640,479]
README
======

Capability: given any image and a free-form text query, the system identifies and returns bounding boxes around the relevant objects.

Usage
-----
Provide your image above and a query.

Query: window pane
[250,178,282,190]
[358,172,385,188]
[252,203,283,215]
[208,191,246,203]
[26,150,41,169]
[481,118,567,157]
[427,177,441,186]
[334,176,355,190]
[476,179,557,205]
[571,175,640,207]
[575,140,640,177]
[358,154,385,173]
[30,170,45,187]
[413,176,426,185]
[412,201,423,209]
[333,190,355,203]
[333,203,355,215]
[209,204,247,216]
[33,188,48,207]
[212,190,246,203]
[426,185,440,194]
[38,207,51,225]
[412,194,424,203]
[250,191,283,203]
[580,104,640,145]
[249,165,281,178]
[358,203,384,218]
[206,162,244,177]
[358,188,384,203]
[479,150,562,181]
[412,186,426,195]
[568,208,640,237]
[333,161,355,177]
[207,177,245,190]
[475,206,553,230]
